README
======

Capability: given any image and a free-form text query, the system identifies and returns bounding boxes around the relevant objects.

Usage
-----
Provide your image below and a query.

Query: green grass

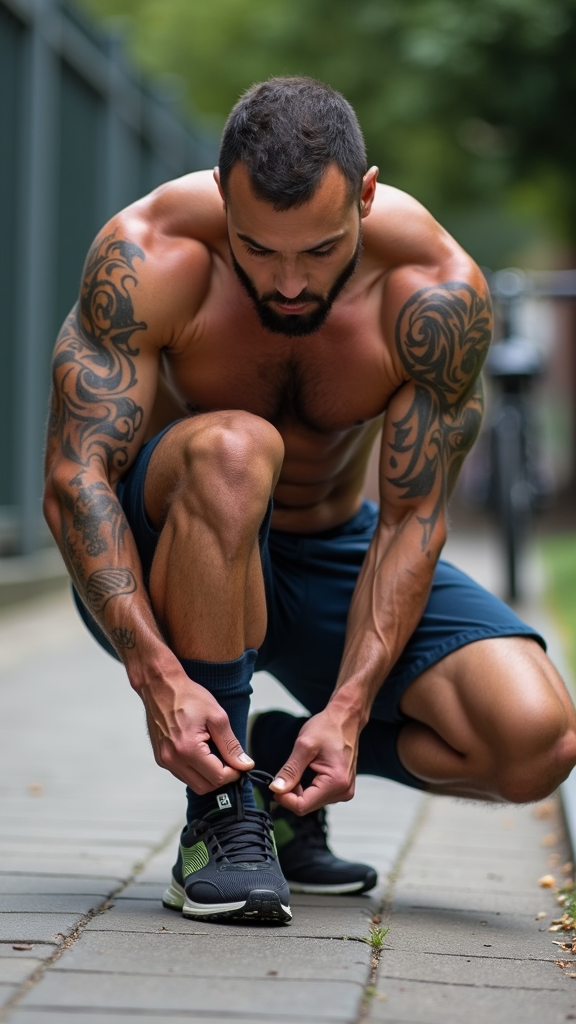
[539,533,576,684]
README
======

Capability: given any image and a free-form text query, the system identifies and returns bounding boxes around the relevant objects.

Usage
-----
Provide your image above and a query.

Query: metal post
[17,0,58,555]
[103,24,136,220]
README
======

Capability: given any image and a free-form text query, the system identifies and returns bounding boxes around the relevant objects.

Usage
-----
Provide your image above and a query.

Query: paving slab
[83,897,376,939]
[49,931,370,980]
[0,961,44,987]
[12,1015,345,1024]
[18,970,364,1019]
[0,876,120,897]
[0,915,82,944]
[365,976,576,1023]
[374,947,573,990]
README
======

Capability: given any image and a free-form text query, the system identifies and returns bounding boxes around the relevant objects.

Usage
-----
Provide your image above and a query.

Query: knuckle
[280,759,300,781]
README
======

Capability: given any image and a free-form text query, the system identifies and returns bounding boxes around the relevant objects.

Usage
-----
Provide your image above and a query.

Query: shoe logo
[217,793,232,810]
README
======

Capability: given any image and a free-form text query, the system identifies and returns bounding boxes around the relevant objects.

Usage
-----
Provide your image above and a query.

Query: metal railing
[0,0,216,556]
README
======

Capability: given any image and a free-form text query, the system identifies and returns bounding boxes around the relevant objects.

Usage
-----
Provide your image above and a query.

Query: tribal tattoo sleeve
[46,231,149,632]
[385,281,492,551]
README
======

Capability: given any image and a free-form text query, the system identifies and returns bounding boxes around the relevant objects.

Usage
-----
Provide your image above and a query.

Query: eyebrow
[236,231,346,254]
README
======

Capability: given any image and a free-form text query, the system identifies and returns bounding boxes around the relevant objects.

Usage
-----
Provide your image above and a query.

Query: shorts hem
[384,624,546,715]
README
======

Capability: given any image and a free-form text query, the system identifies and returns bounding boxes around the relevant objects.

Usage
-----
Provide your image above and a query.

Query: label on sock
[217,793,232,810]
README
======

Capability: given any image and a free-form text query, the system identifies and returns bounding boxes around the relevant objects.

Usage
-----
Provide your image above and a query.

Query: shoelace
[282,806,328,849]
[195,770,278,865]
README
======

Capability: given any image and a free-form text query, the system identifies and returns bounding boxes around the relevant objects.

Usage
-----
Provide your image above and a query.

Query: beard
[229,237,363,338]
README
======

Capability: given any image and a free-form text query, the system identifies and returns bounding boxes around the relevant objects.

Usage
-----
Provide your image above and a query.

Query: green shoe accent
[252,785,265,811]
[181,840,209,877]
[273,817,295,849]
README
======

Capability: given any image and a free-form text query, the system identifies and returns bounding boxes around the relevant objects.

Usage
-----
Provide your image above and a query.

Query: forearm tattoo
[85,568,137,614]
[47,231,148,613]
[387,282,491,550]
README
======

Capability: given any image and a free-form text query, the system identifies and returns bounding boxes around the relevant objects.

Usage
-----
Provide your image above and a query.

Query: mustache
[260,291,321,307]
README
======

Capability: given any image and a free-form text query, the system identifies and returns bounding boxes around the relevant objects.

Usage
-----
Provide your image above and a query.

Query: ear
[213,167,226,208]
[359,166,379,219]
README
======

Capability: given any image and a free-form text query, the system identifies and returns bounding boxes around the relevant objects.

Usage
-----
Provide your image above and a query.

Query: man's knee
[496,696,576,804]
[171,411,284,525]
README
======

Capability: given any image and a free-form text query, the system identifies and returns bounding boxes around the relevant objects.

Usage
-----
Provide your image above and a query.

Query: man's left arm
[271,276,492,813]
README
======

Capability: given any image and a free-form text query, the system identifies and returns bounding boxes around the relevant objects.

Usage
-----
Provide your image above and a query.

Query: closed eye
[245,245,273,258]
[308,246,337,258]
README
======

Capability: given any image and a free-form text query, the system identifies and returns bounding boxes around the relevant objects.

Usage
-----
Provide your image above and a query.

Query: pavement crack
[355,793,431,1022]
[0,819,181,1023]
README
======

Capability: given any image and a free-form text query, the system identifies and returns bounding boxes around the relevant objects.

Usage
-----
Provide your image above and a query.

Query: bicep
[46,230,160,484]
[379,277,491,550]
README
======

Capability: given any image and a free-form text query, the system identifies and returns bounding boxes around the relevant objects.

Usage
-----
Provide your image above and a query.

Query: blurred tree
[78,0,576,259]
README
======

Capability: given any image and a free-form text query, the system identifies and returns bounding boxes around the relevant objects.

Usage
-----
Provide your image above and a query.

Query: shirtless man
[43,77,576,925]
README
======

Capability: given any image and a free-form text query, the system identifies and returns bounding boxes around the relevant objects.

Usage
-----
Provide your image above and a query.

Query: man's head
[215,77,378,337]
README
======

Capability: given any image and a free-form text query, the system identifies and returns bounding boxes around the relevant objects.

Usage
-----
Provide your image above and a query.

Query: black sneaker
[248,711,378,895]
[257,793,378,895]
[162,770,292,923]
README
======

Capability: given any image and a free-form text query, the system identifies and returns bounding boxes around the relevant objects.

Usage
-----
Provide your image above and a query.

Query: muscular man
[44,77,576,925]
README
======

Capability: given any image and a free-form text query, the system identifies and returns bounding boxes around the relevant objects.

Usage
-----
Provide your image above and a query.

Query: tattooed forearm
[111,626,136,649]
[388,282,490,550]
[85,568,137,614]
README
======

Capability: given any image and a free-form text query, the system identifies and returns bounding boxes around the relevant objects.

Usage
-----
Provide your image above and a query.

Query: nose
[273,258,308,300]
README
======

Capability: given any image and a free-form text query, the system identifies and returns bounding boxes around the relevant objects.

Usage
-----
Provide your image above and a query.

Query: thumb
[269,740,314,795]
[209,716,254,771]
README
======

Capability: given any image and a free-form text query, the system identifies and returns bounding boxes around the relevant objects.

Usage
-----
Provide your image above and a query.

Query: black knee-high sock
[180,649,257,823]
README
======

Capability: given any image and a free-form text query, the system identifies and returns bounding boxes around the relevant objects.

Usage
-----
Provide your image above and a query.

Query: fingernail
[239,753,254,765]
[270,776,286,790]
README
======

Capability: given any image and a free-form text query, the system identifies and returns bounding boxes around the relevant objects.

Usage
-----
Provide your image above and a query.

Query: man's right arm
[43,223,252,791]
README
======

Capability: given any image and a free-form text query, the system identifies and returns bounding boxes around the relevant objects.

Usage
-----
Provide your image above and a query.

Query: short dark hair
[218,77,367,211]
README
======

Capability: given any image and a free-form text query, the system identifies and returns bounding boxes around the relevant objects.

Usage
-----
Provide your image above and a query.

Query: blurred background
[0,0,575,672]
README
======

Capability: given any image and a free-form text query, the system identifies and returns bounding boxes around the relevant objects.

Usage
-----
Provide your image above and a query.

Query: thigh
[371,560,546,724]
[400,633,575,757]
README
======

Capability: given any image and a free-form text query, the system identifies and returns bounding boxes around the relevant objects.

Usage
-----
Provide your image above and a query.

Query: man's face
[223,163,363,338]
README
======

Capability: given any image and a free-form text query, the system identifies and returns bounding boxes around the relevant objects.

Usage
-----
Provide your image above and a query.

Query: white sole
[287,879,368,894]
[162,877,291,921]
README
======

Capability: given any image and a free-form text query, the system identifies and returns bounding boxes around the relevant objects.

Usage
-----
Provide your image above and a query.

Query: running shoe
[248,711,377,895]
[255,788,378,895]
[162,770,292,923]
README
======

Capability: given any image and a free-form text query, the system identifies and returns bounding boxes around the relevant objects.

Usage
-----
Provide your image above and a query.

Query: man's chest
[165,284,401,434]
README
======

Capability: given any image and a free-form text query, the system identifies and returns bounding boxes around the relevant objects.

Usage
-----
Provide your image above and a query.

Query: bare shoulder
[84,171,225,350]
[366,185,492,396]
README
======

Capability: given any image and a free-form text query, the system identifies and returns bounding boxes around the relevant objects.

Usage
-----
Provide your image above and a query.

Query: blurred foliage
[540,534,576,684]
[77,0,576,264]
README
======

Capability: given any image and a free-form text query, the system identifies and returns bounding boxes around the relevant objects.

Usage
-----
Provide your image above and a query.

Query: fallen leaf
[27,783,43,796]
[539,874,556,888]
[267,969,278,976]
[160,926,168,931]
[542,834,559,848]
[535,911,547,920]
[562,862,574,875]
[548,854,562,867]
[569,973,576,979]
[550,925,562,932]
[12,944,33,951]
[533,802,555,819]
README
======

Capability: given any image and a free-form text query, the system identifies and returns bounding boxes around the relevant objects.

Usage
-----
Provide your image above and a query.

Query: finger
[269,741,315,795]
[208,715,255,771]
[276,775,353,815]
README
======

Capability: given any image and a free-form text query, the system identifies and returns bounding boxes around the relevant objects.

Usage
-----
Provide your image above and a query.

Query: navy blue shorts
[74,422,546,727]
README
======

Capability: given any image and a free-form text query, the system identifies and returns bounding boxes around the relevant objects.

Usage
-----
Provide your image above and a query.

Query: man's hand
[135,653,254,793]
[268,704,361,814]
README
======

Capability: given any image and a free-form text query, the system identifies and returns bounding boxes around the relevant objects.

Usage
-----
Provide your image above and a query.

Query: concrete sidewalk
[0,528,575,1023]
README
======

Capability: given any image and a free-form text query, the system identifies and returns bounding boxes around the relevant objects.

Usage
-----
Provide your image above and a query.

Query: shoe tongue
[205,788,237,820]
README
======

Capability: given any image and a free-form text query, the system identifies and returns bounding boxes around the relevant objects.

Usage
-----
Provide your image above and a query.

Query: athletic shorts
[74,421,546,724]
